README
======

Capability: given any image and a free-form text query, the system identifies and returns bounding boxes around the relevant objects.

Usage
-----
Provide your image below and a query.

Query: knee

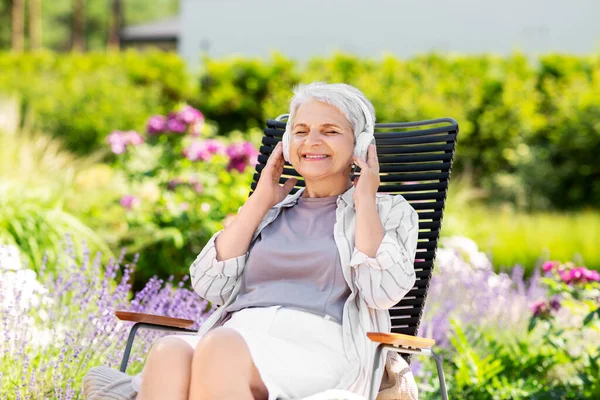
[148,336,195,363]
[193,327,249,364]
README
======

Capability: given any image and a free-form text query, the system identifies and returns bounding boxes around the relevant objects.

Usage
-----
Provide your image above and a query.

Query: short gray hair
[286,82,376,138]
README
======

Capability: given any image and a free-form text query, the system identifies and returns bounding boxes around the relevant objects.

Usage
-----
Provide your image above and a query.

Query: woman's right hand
[254,142,298,208]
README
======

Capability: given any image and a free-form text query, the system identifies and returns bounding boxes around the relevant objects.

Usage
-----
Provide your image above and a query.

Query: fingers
[282,177,298,194]
[366,144,379,170]
[266,142,283,167]
[353,156,368,170]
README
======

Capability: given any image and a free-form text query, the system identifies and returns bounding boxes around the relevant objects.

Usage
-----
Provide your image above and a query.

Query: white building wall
[179,0,600,68]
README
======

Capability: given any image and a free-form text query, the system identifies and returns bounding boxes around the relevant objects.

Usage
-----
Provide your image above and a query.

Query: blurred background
[1,1,599,399]
[1,0,598,286]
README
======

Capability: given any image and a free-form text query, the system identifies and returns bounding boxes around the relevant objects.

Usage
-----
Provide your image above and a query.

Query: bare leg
[189,327,268,400]
[137,336,195,400]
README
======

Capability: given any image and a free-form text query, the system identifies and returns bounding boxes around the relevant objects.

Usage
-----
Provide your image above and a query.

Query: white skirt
[132,306,353,400]
[223,306,352,399]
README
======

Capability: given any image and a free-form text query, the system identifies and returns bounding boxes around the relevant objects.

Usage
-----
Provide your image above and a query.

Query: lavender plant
[0,241,213,400]
[414,238,600,399]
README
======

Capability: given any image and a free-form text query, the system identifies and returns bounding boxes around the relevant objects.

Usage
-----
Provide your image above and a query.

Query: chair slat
[413,278,429,288]
[415,251,436,260]
[389,307,423,317]
[377,153,454,164]
[397,192,446,201]
[375,133,457,146]
[390,316,420,325]
[416,242,437,251]
[392,327,418,335]
[414,260,434,269]
[376,143,455,154]
[411,201,444,210]
[417,231,439,240]
[393,298,424,307]
[416,211,443,220]
[377,182,447,192]
[379,172,449,182]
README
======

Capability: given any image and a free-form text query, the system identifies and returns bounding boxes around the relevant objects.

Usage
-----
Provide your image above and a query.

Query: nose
[304,128,323,146]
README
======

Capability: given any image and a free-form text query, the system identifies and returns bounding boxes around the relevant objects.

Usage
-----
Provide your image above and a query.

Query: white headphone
[282,93,376,163]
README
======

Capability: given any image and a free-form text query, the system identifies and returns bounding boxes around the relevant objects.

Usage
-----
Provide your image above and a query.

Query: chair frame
[115,117,459,400]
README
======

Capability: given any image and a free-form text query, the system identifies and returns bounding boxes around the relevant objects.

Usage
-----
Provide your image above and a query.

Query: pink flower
[107,130,144,154]
[126,130,144,145]
[226,142,259,173]
[542,261,556,272]
[531,300,548,317]
[183,139,225,162]
[120,195,140,210]
[584,269,600,282]
[570,267,584,282]
[167,176,204,194]
[531,298,560,317]
[559,270,572,284]
[166,112,187,134]
[178,105,204,125]
[146,115,167,135]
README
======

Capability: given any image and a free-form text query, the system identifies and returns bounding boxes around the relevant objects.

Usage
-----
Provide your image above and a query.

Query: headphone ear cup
[282,127,291,163]
[354,131,375,161]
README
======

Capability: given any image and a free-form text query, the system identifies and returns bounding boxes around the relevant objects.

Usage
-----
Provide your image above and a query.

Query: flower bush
[414,239,600,399]
[107,104,260,289]
[0,242,213,400]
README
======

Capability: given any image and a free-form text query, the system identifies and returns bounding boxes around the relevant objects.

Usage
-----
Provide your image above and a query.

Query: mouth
[302,154,330,161]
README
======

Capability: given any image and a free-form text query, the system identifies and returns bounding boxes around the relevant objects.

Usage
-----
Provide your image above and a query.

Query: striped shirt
[190,186,419,397]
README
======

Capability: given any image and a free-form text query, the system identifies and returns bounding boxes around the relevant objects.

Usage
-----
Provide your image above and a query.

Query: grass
[441,175,600,274]
[444,208,600,273]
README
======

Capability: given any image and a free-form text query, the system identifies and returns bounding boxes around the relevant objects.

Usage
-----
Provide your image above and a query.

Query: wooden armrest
[367,332,436,349]
[115,311,195,329]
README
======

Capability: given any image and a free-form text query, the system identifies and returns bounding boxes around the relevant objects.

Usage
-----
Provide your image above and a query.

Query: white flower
[0,244,22,270]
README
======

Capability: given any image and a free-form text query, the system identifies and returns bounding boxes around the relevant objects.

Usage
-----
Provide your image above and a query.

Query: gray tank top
[224,194,351,323]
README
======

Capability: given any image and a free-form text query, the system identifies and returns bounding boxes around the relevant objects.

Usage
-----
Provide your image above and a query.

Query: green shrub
[106,104,261,289]
[0,129,116,271]
[0,50,195,154]
[197,52,600,210]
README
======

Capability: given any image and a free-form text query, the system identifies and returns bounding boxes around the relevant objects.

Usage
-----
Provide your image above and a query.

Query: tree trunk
[28,0,42,50]
[11,0,25,52]
[71,0,85,52]
[107,0,122,51]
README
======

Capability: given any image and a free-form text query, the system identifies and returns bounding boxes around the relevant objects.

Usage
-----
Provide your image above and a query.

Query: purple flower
[531,300,548,317]
[120,195,140,210]
[178,105,204,125]
[226,142,259,173]
[183,139,226,162]
[107,130,144,154]
[549,297,561,311]
[166,177,204,194]
[126,131,144,145]
[166,112,187,134]
[146,115,167,135]
[1,237,214,398]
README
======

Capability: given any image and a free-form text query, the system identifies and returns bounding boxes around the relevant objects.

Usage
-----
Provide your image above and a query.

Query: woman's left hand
[352,144,380,205]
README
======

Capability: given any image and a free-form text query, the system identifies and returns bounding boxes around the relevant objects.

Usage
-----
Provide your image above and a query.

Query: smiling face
[289,100,355,183]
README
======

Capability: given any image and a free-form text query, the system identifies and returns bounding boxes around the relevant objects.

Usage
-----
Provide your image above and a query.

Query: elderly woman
[134,82,419,400]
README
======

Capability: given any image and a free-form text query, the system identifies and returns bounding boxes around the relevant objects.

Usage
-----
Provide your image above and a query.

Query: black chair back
[252,117,459,337]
